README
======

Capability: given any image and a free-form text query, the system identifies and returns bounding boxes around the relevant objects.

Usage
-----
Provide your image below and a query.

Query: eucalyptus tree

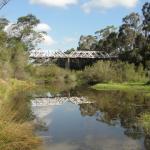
[123,12,141,32]
[0,14,45,79]
[141,2,150,68]
[78,35,97,51]
[118,12,142,52]
[7,14,44,51]
[0,18,9,30]
[118,24,135,52]
[142,2,150,38]
[95,26,118,52]
[95,25,117,40]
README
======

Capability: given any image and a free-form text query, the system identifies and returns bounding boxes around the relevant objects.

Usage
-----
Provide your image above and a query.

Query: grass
[0,121,42,150]
[0,79,41,150]
[92,82,150,92]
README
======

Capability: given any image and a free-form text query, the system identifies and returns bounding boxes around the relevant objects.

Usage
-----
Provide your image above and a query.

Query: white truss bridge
[32,96,93,107]
[30,50,118,59]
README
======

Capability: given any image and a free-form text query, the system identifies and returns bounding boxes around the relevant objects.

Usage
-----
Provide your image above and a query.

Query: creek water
[31,86,150,150]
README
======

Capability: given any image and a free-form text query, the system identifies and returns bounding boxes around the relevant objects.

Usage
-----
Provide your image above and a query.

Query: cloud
[34,23,56,47]
[42,34,56,46]
[81,0,138,13]
[30,0,78,8]
[64,37,77,44]
[34,23,52,32]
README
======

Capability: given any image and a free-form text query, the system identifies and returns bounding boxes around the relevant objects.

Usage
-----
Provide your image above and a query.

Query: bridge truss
[0,0,10,9]
[30,50,118,59]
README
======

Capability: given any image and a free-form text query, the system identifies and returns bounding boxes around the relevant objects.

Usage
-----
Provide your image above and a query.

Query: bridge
[30,50,118,59]
[32,96,93,107]
[30,50,118,68]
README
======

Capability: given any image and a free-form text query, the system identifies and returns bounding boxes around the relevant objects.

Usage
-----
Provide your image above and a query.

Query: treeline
[72,2,150,69]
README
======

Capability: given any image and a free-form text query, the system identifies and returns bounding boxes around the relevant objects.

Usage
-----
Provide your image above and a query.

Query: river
[30,86,150,150]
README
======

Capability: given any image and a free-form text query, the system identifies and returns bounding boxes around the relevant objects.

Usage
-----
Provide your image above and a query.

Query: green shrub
[79,61,148,84]
[33,64,77,85]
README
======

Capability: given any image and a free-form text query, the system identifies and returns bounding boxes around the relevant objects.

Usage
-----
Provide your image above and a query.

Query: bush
[33,64,77,85]
[79,61,148,85]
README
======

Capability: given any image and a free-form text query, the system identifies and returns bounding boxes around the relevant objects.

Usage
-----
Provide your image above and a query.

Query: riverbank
[0,79,41,150]
[92,82,150,135]
[92,82,150,93]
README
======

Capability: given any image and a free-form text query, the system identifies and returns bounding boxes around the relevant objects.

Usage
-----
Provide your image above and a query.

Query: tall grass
[0,121,41,150]
[0,79,41,150]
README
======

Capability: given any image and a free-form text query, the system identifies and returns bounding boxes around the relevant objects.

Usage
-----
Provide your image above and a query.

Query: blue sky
[0,0,148,51]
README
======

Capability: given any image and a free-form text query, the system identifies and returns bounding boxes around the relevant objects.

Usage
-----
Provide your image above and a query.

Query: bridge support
[65,58,70,69]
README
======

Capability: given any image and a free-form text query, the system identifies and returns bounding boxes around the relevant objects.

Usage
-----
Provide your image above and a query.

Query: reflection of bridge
[32,96,93,107]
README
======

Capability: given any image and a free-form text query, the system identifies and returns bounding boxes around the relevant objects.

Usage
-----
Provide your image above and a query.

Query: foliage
[78,35,97,51]
[0,14,44,80]
[79,61,148,85]
[77,2,150,70]
[32,64,77,85]
[0,14,44,150]
[7,14,43,51]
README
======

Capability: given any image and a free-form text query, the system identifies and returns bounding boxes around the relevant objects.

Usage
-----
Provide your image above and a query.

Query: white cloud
[42,34,56,46]
[34,23,56,47]
[30,0,78,8]
[34,23,52,32]
[64,37,76,44]
[81,0,138,13]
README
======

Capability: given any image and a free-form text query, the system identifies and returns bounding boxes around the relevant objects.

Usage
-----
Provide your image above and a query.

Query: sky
[0,0,148,52]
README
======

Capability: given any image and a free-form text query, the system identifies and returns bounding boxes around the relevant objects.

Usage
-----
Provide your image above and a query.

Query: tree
[142,2,150,38]
[0,14,46,79]
[65,48,75,54]
[123,12,141,32]
[101,32,118,53]
[95,25,117,40]
[78,35,97,51]
[0,18,9,30]
[118,24,135,51]
[7,14,44,51]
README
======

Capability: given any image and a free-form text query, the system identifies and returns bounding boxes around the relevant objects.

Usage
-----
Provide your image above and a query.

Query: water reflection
[32,87,150,150]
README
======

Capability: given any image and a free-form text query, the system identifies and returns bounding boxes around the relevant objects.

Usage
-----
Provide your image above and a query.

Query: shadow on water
[31,84,150,150]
